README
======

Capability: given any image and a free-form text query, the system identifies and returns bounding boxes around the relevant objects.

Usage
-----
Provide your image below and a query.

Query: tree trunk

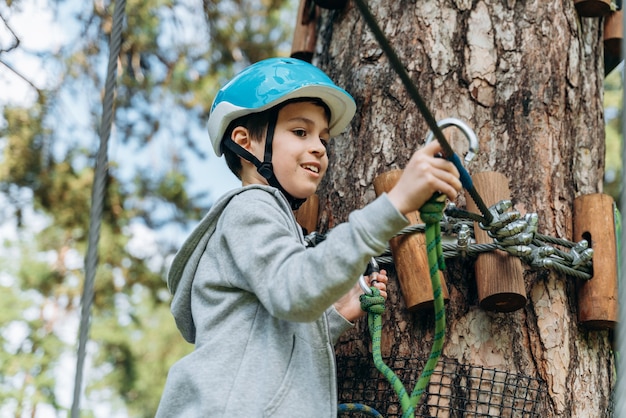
[314,0,614,416]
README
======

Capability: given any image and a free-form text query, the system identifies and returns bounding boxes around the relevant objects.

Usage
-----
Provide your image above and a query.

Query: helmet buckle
[258,162,274,180]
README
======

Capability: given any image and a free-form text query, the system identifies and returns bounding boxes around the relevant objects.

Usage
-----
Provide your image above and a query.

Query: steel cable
[71,1,126,416]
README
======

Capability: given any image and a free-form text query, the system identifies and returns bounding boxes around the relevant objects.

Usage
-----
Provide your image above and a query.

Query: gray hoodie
[156,185,408,417]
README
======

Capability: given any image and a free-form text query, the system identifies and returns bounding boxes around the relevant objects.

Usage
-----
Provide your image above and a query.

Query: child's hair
[221,97,331,179]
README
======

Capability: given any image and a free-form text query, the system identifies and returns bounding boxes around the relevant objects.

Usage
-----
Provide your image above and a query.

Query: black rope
[71,0,126,416]
[352,0,493,224]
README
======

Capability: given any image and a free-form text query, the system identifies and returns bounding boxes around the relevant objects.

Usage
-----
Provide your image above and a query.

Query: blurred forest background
[0,0,622,417]
[1,0,295,416]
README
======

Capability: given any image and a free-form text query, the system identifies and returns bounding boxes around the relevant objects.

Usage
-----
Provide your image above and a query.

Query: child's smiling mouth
[302,164,320,173]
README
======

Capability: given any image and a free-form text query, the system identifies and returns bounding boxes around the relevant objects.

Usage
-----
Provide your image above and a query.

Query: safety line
[351,0,493,224]
[71,0,126,416]
[409,198,447,411]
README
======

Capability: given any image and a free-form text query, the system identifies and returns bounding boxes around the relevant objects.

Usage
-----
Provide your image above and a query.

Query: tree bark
[314,0,614,416]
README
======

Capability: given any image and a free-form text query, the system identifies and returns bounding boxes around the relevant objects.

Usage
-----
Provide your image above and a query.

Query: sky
[0,0,242,250]
[0,0,241,200]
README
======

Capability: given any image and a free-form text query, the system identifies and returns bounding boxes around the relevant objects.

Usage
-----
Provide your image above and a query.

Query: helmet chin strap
[223,114,306,210]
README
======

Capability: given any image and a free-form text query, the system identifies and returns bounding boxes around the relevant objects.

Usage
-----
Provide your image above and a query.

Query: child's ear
[232,126,252,150]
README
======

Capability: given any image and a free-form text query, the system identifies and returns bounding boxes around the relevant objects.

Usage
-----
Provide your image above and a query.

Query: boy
[156,57,461,417]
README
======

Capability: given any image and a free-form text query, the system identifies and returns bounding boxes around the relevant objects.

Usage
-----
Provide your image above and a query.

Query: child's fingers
[373,269,388,284]
[367,271,387,288]
[374,283,387,299]
[422,139,445,156]
[370,270,388,298]
[434,172,462,201]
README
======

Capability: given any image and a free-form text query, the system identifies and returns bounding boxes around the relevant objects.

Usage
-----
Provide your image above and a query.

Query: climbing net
[337,355,549,418]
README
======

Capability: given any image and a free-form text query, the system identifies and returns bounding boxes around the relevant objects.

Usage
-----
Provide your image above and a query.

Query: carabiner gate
[425,117,479,163]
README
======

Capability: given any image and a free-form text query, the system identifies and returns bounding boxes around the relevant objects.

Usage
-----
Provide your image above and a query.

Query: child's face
[251,101,330,199]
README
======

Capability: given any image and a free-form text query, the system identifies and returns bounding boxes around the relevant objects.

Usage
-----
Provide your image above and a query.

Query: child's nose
[311,137,327,155]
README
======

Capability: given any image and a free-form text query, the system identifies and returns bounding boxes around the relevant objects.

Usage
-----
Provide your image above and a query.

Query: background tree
[312,0,616,416]
[0,0,294,416]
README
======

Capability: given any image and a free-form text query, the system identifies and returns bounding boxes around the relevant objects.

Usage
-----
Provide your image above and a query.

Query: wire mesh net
[337,355,548,417]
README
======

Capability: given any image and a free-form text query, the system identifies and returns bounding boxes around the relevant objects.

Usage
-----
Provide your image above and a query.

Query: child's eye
[293,129,307,137]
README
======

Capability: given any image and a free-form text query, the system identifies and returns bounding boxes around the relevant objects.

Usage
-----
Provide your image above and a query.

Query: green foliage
[0,105,45,189]
[604,68,623,201]
[204,0,294,67]
[0,247,68,417]
[0,0,295,416]
[88,292,193,416]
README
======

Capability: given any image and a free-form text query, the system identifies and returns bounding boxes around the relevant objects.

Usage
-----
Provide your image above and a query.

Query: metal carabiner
[425,118,479,163]
[359,257,380,295]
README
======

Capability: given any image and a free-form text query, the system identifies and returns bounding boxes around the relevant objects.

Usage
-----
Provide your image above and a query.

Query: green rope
[411,195,447,407]
[350,195,447,418]
[361,288,414,414]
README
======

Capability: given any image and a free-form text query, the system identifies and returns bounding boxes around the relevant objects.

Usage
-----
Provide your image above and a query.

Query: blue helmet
[208,57,356,156]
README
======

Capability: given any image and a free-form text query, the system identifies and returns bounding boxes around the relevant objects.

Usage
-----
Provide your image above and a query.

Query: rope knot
[360,288,385,315]
[419,196,446,225]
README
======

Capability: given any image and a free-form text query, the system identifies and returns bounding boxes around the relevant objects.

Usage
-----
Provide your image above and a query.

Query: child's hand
[334,269,389,322]
[387,140,462,215]
[368,269,388,300]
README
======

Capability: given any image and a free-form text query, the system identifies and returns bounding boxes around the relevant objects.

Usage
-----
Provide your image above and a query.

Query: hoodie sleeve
[218,188,408,322]
[326,306,354,344]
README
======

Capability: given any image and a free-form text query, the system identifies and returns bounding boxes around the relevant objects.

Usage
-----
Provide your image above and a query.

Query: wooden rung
[290,0,319,63]
[294,194,319,235]
[466,171,526,312]
[574,0,611,17]
[373,170,450,312]
[604,10,623,58]
[574,193,619,330]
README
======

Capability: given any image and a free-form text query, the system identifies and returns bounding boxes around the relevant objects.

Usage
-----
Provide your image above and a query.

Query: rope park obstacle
[294,0,620,416]
[71,0,620,416]
[302,154,616,417]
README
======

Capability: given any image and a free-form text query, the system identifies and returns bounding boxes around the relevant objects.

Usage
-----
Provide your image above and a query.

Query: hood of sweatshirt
[167,185,283,343]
